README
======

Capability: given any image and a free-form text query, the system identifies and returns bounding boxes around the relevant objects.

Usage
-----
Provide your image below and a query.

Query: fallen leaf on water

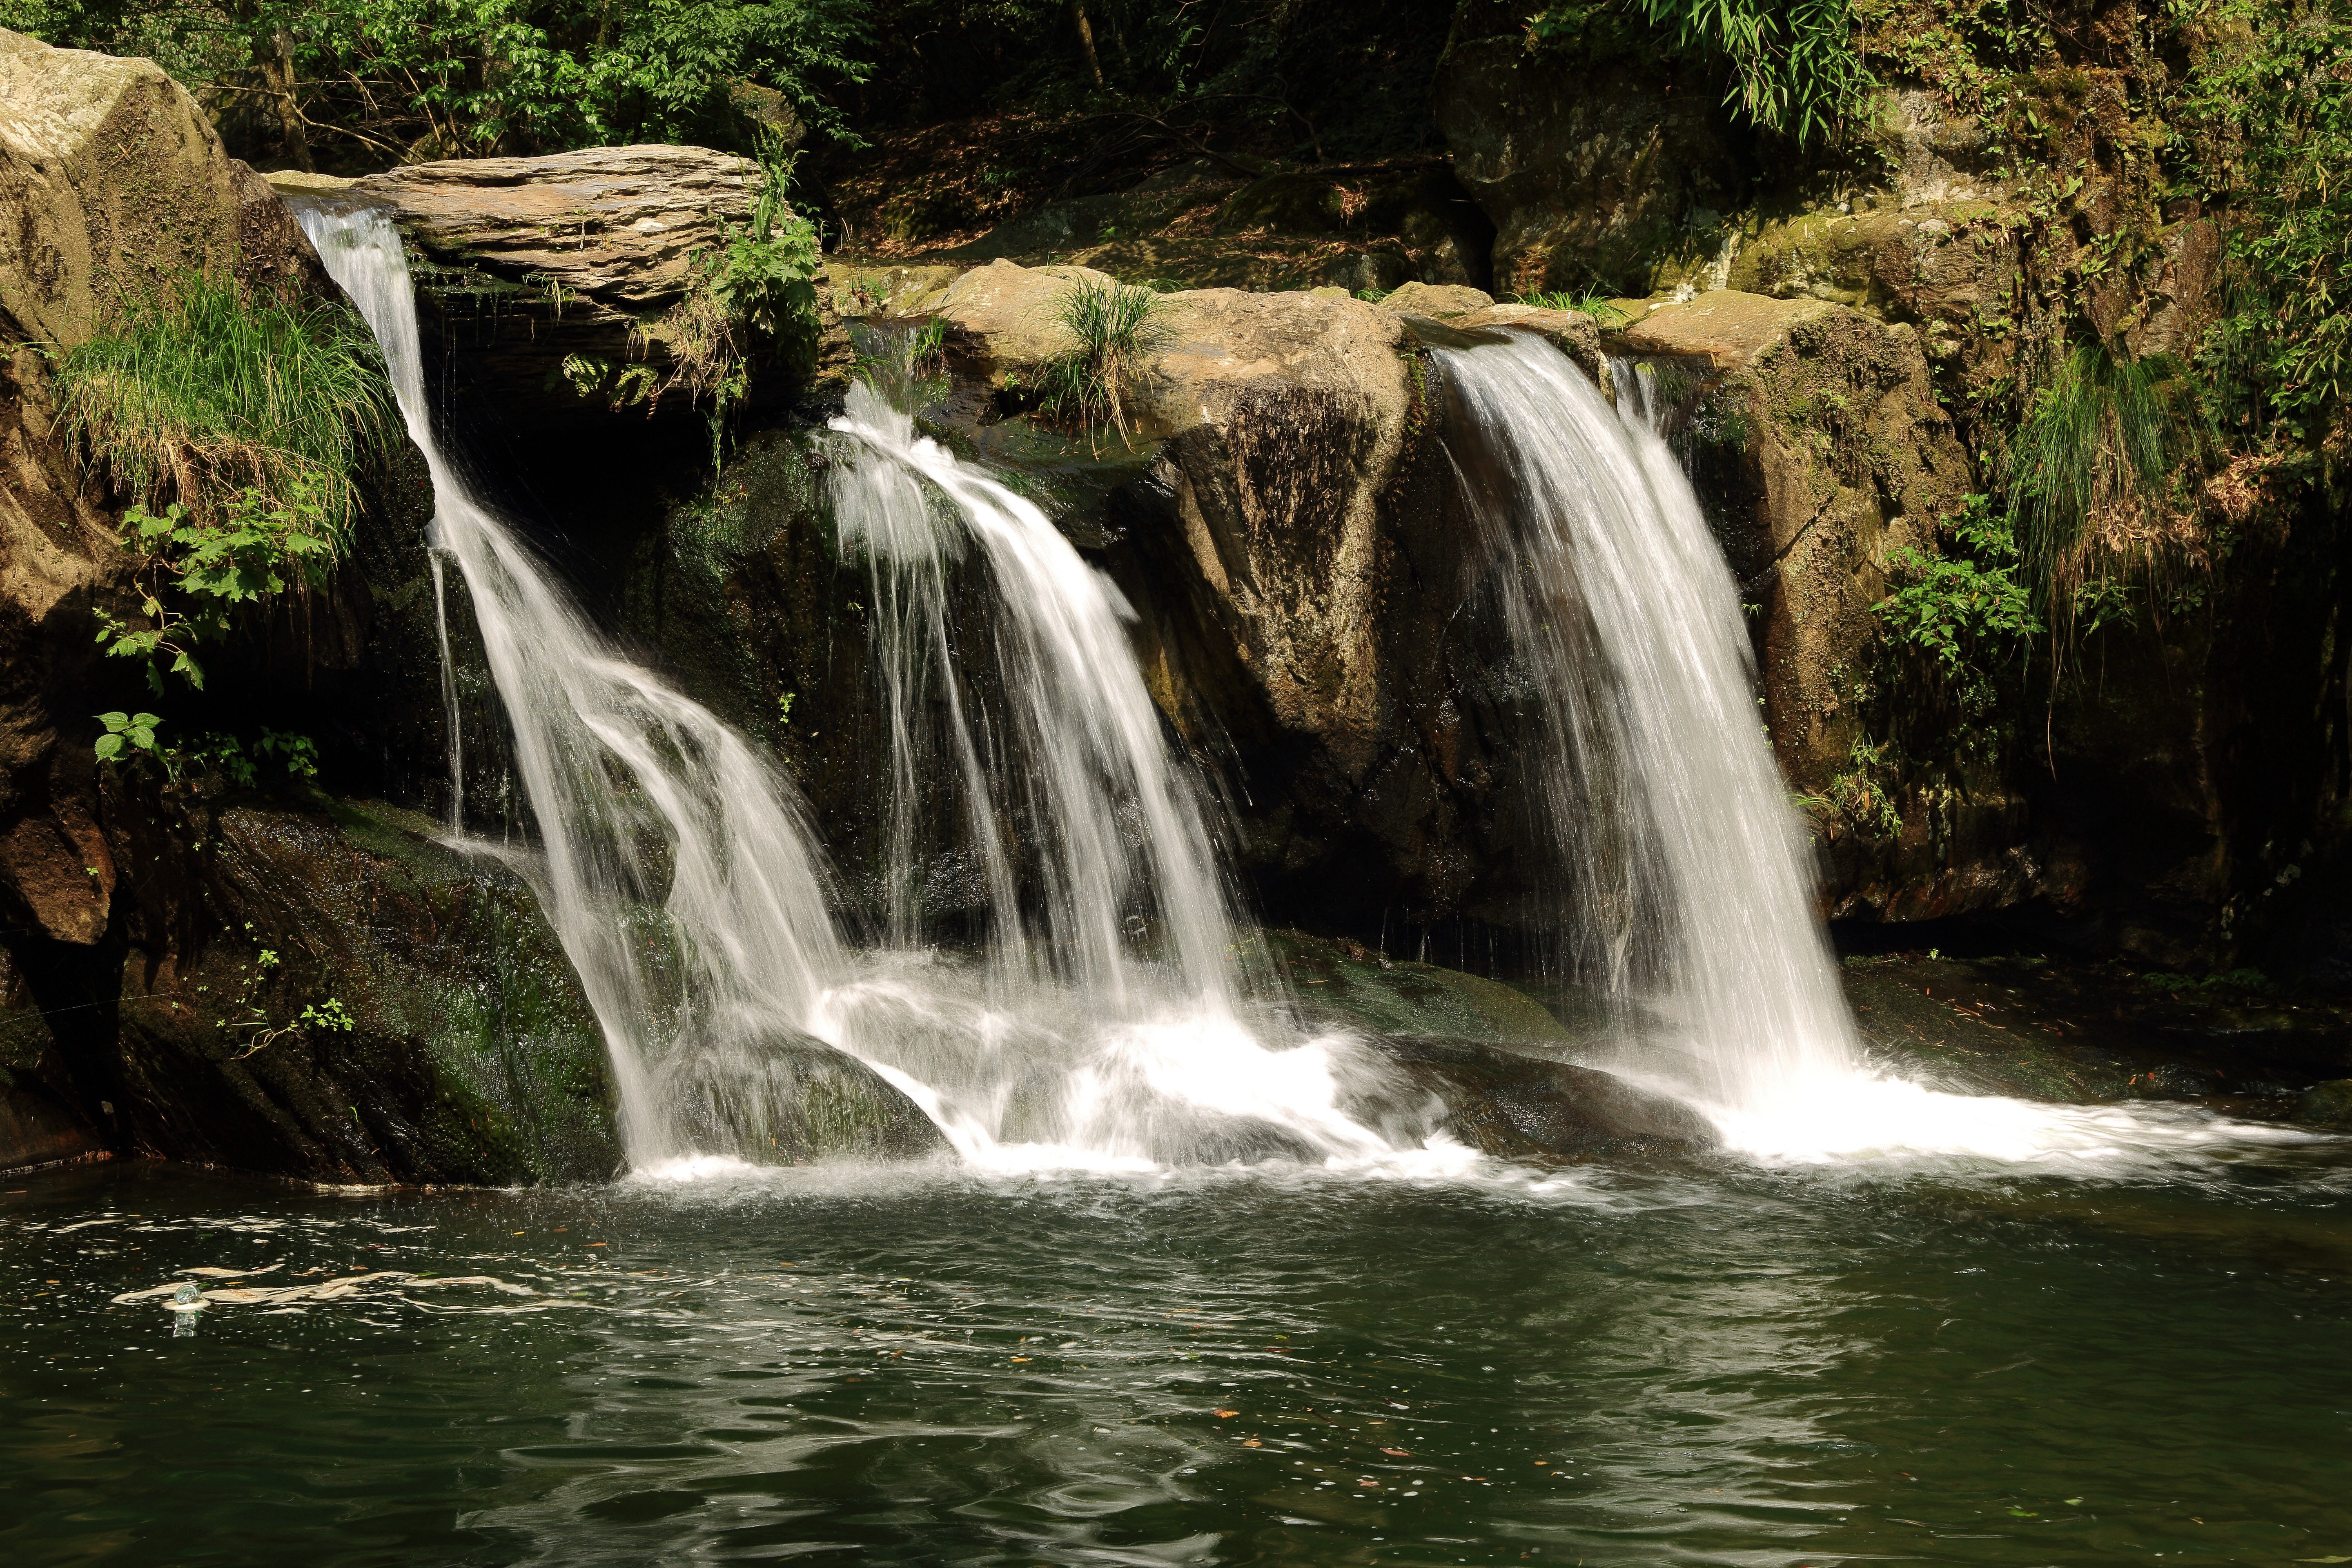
[1215,1409,1238,1419]
[1009,1356,1031,1363]
[1381,1447,1410,1457]
[2064,1498,2082,1506]
[1243,1438,1261,1448]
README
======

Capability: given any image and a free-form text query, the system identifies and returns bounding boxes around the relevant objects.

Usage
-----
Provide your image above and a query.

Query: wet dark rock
[2293,1079,2352,1131]
[1257,930,1706,1160]
[1350,1036,1716,1160]
[2,791,620,1182]
[662,1036,946,1163]
[1842,951,2352,1110]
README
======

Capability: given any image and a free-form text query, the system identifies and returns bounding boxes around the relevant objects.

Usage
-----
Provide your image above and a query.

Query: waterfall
[804,350,1418,1168]
[826,359,1241,1012]
[1431,331,1860,1118]
[298,202,848,1167]
[300,203,1413,1174]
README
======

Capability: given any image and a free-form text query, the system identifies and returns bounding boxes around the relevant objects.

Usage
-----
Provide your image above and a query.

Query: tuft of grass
[1523,289,1631,326]
[50,273,393,537]
[2001,343,2203,632]
[1038,276,1174,442]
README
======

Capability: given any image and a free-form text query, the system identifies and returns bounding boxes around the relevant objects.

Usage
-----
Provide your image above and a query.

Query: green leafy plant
[2182,1,2352,454]
[94,478,339,693]
[93,710,161,764]
[909,317,951,374]
[628,130,823,472]
[8,0,874,165]
[1037,275,1175,442]
[49,272,392,531]
[1875,494,2042,709]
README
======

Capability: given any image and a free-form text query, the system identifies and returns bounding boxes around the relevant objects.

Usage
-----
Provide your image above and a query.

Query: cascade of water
[1431,331,1860,1117]
[794,354,1434,1167]
[298,201,848,1165]
[826,359,1243,1012]
[303,204,1416,1173]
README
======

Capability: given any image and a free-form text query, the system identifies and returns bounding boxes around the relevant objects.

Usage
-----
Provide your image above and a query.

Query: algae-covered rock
[1256,929,1572,1047]
[2294,1079,2352,1130]
[1255,930,1713,1158]
[2,788,620,1183]
[662,1036,945,1163]
[1350,1038,1717,1160]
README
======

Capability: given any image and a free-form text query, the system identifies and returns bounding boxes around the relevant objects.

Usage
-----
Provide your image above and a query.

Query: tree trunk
[1069,1,1107,89]
[264,26,312,171]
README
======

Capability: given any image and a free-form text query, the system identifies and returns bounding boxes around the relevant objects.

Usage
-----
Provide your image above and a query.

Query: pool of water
[3,1140,2348,1567]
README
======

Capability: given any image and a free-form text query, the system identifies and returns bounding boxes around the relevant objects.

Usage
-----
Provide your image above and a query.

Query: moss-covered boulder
[2293,1079,2352,1131]
[1258,931,1713,1158]
[1,788,620,1183]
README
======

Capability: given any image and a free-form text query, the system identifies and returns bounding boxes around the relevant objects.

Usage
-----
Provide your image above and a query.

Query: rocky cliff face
[0,33,622,1178]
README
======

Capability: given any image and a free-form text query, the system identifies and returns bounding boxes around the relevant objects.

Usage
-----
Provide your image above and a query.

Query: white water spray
[827,367,1239,1011]
[1432,330,2330,1168]
[804,353,1421,1169]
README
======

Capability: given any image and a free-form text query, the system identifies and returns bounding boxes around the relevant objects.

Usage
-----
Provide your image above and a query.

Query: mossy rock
[2294,1078,2352,1130]
[1253,929,1576,1047]
[68,788,623,1185]
[659,1035,946,1163]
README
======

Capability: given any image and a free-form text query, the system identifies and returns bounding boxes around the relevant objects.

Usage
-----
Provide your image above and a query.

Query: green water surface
[2,1148,2347,1566]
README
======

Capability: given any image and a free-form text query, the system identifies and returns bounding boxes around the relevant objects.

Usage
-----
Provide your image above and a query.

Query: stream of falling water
[1430,330,2324,1166]
[1433,333,1859,1117]
[298,201,1421,1177]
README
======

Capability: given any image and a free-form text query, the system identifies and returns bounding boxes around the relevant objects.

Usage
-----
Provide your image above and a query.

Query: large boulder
[2,792,622,1183]
[0,29,330,950]
[351,146,761,306]
[850,259,1597,931]
[296,146,768,421]
[0,29,323,350]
